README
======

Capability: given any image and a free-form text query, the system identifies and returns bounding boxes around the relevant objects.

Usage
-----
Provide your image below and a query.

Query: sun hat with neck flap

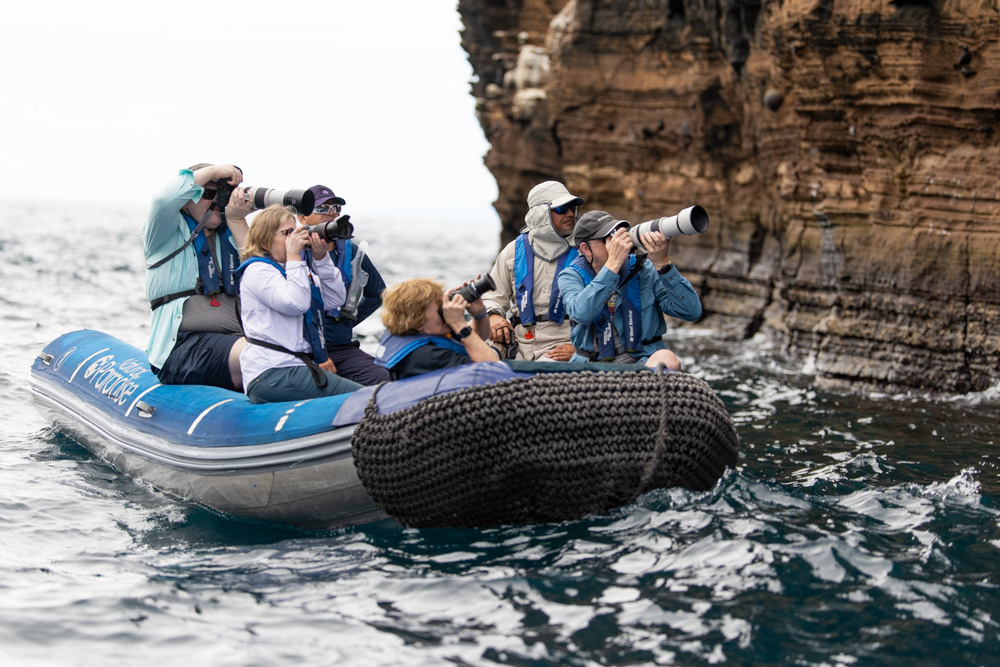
[527,181,584,209]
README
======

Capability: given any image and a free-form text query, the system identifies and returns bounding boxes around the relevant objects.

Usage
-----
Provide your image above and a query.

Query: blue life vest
[182,212,239,297]
[513,233,576,325]
[300,250,334,364]
[326,239,352,318]
[566,254,643,359]
[374,331,469,369]
[236,256,328,365]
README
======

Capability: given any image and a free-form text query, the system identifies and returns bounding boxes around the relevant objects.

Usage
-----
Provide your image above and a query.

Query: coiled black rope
[351,370,739,528]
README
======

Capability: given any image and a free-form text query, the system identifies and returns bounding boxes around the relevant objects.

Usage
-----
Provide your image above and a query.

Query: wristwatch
[451,325,473,341]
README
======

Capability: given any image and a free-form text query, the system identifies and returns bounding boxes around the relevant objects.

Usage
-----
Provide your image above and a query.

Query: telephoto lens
[305,215,354,242]
[627,205,709,248]
[243,187,315,215]
[452,274,496,303]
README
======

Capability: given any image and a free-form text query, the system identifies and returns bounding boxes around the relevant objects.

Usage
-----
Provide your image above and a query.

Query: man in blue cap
[295,185,389,385]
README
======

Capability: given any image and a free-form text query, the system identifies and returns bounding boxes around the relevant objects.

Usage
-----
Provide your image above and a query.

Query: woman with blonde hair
[237,205,362,403]
[374,277,501,380]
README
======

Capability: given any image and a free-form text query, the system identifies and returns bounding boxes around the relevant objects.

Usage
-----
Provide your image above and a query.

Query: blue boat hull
[32,330,741,529]
[29,329,529,528]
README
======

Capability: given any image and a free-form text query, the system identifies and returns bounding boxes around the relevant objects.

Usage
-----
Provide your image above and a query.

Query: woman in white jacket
[238,205,362,403]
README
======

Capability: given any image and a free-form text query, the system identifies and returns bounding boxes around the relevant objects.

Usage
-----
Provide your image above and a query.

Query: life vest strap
[150,289,198,311]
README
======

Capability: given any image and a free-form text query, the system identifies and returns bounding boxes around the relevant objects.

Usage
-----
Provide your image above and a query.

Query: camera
[305,215,354,242]
[450,274,496,304]
[501,313,520,359]
[212,182,315,216]
[627,205,709,249]
[212,181,236,210]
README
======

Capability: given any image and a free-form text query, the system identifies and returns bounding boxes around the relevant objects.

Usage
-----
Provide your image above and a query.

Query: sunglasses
[313,204,341,215]
[602,226,628,240]
[587,226,626,244]
[552,203,578,215]
[202,188,218,201]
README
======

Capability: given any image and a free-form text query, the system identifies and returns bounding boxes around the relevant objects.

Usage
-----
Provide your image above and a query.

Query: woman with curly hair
[374,277,501,380]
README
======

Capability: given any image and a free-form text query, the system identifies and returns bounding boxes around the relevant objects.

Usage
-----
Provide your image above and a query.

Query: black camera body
[451,274,496,304]
[213,181,235,210]
[305,215,354,242]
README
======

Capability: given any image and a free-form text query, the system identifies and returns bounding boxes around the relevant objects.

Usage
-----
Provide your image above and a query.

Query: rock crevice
[459,0,1000,393]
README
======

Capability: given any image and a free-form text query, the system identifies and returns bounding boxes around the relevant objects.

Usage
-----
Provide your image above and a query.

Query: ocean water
[1,200,998,666]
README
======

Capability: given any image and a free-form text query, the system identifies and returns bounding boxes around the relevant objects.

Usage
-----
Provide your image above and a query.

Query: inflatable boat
[30,330,740,529]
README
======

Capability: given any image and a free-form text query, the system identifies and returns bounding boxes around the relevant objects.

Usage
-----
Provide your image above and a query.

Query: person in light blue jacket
[557,210,702,370]
[143,163,254,391]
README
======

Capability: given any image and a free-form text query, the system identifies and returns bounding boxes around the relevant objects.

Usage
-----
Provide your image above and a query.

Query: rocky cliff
[458,0,1000,393]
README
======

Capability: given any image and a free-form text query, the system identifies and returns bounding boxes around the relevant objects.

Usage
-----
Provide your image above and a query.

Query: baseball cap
[308,185,346,207]
[527,181,584,208]
[572,210,630,246]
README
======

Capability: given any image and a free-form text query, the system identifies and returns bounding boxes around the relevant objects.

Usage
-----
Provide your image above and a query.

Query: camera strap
[147,207,214,270]
[245,337,328,388]
[618,254,646,290]
[149,289,198,311]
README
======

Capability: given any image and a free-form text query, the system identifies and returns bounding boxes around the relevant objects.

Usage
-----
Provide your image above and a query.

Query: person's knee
[645,349,680,371]
[229,337,247,363]
[229,337,247,392]
[353,364,389,385]
[322,371,363,396]
[329,350,389,385]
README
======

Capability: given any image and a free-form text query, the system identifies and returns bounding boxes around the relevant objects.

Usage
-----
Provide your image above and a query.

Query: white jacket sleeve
[243,261,313,315]
[312,253,347,310]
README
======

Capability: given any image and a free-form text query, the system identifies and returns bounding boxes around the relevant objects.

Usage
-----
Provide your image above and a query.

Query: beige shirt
[483,239,573,360]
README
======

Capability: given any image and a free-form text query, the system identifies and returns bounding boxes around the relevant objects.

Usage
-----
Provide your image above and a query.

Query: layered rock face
[459,0,1000,393]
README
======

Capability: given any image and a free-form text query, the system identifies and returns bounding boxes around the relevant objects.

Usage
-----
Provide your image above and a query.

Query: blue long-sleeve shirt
[557,260,702,360]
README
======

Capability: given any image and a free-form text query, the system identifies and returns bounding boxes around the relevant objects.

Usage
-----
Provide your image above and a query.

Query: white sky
[0,0,499,225]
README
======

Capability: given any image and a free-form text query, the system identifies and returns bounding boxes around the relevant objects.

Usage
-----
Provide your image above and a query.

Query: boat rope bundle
[351,370,740,528]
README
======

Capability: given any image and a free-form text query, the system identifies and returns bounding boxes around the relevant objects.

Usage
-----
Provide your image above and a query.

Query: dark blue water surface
[1,202,997,666]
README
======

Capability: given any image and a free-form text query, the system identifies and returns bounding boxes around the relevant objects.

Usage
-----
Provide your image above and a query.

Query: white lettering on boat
[52,347,76,372]
[82,355,150,407]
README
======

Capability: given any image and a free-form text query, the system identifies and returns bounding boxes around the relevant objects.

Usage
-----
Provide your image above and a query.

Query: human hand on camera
[441,292,470,331]
[286,226,310,256]
[490,314,514,344]
[212,164,243,186]
[605,227,633,273]
[307,231,329,260]
[639,230,671,269]
[226,187,254,220]
[459,275,488,318]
